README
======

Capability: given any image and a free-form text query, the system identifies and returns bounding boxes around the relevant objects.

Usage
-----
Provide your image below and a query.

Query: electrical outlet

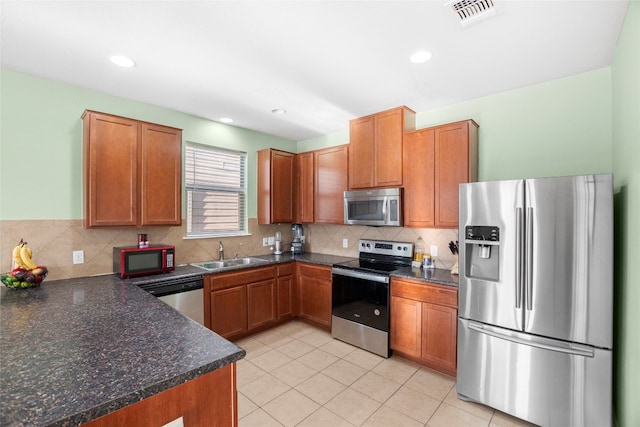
[430,245,438,257]
[267,236,275,245]
[343,238,349,248]
[73,250,84,264]
[263,237,269,247]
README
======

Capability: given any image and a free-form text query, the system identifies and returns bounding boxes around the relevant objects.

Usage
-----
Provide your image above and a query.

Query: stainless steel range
[331,239,413,357]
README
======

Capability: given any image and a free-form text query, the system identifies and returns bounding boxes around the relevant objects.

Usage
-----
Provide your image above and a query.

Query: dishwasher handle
[138,276,203,297]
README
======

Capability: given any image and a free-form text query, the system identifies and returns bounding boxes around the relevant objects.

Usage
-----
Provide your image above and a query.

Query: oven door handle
[332,267,389,284]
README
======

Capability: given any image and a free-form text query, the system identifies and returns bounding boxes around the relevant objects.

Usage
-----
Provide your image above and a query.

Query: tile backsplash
[1,219,458,280]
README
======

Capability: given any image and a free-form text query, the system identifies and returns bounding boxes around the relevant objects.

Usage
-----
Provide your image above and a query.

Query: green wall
[0,69,296,220]
[299,68,614,181]
[414,69,613,181]
[612,1,640,426]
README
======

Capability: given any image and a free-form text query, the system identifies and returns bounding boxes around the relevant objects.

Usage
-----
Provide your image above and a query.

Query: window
[185,142,247,237]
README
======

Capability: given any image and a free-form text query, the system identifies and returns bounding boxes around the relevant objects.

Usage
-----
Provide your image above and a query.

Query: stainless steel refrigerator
[457,174,613,427]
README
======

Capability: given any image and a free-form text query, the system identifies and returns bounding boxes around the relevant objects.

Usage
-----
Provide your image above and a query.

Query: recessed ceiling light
[110,55,136,68]
[409,51,432,64]
[220,117,234,124]
[271,108,287,115]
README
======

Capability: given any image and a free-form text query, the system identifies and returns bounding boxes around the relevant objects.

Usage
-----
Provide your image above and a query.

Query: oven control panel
[359,239,413,258]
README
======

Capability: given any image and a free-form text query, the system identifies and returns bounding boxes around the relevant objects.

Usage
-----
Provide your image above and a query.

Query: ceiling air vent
[446,0,496,26]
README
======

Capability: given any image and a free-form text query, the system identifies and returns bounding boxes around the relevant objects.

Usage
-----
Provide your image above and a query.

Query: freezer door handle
[525,207,534,311]
[515,207,523,309]
[468,321,595,357]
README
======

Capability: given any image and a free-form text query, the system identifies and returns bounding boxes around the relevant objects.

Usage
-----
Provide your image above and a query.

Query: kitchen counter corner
[0,275,245,426]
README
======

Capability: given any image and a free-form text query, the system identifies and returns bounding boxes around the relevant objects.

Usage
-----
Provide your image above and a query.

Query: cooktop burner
[335,239,414,274]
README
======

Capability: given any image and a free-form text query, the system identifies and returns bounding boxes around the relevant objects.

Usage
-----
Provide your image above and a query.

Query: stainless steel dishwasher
[137,275,205,325]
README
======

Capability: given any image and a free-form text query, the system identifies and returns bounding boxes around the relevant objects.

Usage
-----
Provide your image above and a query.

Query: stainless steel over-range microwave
[344,188,403,227]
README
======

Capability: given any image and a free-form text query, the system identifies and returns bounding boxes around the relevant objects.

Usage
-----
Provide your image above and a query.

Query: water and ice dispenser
[464,226,500,282]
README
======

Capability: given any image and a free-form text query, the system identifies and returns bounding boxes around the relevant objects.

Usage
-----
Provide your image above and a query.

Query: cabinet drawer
[211,266,276,290]
[297,262,332,280]
[277,262,295,277]
[391,278,457,308]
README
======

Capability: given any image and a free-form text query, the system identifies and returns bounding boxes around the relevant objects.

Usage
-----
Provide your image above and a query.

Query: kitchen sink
[191,257,269,270]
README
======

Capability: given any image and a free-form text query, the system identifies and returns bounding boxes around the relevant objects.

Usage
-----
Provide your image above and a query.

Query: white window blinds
[185,143,247,237]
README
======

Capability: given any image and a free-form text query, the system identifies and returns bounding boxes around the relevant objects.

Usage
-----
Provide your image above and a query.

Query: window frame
[184,142,249,239]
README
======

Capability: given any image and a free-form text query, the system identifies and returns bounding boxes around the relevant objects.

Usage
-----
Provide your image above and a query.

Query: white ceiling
[1,0,630,141]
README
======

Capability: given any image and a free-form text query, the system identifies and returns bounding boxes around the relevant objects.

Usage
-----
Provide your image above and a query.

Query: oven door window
[332,273,389,332]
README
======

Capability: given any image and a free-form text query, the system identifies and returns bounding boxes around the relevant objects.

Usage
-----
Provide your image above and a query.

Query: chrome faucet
[218,241,224,261]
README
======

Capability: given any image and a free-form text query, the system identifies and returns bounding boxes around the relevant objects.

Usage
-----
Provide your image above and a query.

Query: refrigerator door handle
[515,207,523,309]
[526,207,534,311]
[468,321,595,357]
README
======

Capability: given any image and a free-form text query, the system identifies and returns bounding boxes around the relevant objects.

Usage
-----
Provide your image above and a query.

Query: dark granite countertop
[0,275,245,427]
[255,252,357,266]
[391,267,459,287]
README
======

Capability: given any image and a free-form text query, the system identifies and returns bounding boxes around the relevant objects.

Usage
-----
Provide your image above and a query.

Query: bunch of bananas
[1,239,48,289]
[13,239,38,270]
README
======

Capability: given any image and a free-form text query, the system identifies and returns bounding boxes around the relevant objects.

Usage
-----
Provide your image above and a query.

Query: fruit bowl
[1,268,48,289]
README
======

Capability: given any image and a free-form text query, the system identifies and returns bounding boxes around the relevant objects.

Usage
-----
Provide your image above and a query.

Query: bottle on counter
[414,237,425,263]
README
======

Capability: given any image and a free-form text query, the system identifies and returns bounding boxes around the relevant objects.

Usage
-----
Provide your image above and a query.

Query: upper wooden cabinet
[82,110,182,228]
[314,145,348,224]
[403,120,478,228]
[349,106,415,189]
[258,148,295,224]
[296,151,315,223]
[294,145,348,225]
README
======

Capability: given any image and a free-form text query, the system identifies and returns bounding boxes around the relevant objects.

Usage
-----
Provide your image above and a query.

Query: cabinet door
[277,274,294,320]
[298,152,315,223]
[374,108,404,187]
[84,112,138,227]
[434,120,477,228]
[140,123,182,226]
[247,279,276,331]
[403,128,435,228]
[422,302,457,376]
[390,295,422,358]
[297,263,332,327]
[348,115,375,189]
[272,150,295,223]
[258,149,294,224]
[210,286,247,339]
[315,145,348,224]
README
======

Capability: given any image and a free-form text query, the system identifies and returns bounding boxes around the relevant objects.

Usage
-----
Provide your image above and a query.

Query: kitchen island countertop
[0,275,245,427]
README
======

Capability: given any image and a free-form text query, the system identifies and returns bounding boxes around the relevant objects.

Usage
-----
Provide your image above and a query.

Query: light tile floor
[235,320,536,427]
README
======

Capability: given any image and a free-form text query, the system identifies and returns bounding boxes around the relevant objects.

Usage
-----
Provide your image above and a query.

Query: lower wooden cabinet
[209,285,248,339]
[296,262,332,328]
[247,279,276,331]
[205,264,296,340]
[390,277,458,377]
[276,263,295,320]
[82,363,237,427]
[205,266,276,340]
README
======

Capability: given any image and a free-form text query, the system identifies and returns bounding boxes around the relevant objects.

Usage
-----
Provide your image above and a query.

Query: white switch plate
[342,238,349,248]
[267,236,275,245]
[430,245,438,257]
[73,250,84,264]
[262,237,269,247]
